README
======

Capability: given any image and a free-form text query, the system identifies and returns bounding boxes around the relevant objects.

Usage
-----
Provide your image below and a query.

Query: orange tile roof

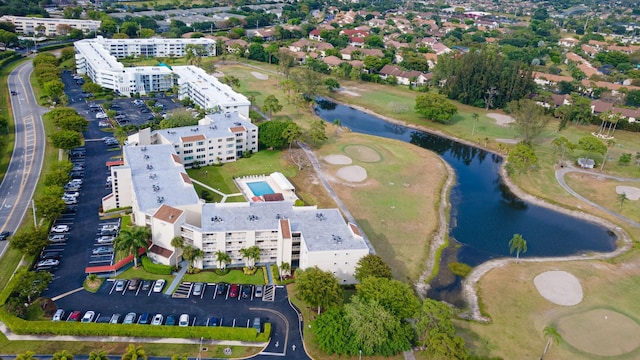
[180,172,192,185]
[230,126,245,133]
[280,219,291,239]
[180,134,206,142]
[153,204,183,224]
[171,154,181,164]
[349,223,361,236]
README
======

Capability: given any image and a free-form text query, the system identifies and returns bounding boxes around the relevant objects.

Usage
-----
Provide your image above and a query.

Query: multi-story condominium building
[127,112,258,167]
[0,16,101,36]
[104,129,369,284]
[74,38,250,115]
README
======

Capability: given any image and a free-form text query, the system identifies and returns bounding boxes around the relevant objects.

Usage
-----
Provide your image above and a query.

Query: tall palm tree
[122,344,147,360]
[215,250,231,269]
[541,326,562,359]
[88,350,109,360]
[471,112,479,136]
[618,192,628,210]
[279,261,291,280]
[508,233,527,263]
[114,226,150,268]
[52,350,74,360]
[171,236,184,263]
[182,245,204,271]
[240,246,261,269]
[16,351,35,360]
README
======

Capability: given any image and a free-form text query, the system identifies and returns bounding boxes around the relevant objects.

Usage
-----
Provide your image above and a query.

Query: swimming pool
[247,181,275,197]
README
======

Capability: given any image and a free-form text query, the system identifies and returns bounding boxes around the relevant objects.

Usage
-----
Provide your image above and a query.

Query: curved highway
[0,60,47,257]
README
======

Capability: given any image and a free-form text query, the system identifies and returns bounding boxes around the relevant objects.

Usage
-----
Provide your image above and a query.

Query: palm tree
[239,246,261,269]
[182,245,204,271]
[88,350,109,360]
[171,236,184,263]
[540,326,562,359]
[122,344,147,360]
[215,250,231,269]
[618,192,628,210]
[471,112,479,136]
[114,226,151,268]
[16,351,35,360]
[279,261,291,280]
[52,350,74,360]
[508,233,527,263]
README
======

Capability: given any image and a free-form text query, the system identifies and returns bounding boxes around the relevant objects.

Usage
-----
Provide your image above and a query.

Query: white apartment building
[127,112,258,167]
[74,38,250,115]
[104,137,369,284]
[0,16,101,36]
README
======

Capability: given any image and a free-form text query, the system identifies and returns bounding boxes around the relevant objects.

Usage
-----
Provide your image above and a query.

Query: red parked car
[229,284,239,298]
[67,311,82,322]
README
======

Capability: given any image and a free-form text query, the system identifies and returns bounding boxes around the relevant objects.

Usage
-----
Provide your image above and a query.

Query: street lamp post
[197,336,203,360]
[359,349,362,360]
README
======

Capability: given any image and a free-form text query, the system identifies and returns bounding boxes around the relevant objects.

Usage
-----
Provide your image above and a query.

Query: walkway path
[190,178,242,203]
[265,263,274,284]
[165,260,188,295]
[298,142,374,253]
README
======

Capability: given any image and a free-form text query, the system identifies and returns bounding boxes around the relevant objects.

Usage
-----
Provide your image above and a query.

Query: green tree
[239,245,260,269]
[170,236,184,263]
[308,119,328,145]
[221,75,240,89]
[345,296,412,356]
[506,99,549,143]
[258,120,290,149]
[279,261,291,279]
[415,298,468,359]
[618,192,628,210]
[16,351,35,360]
[122,344,147,360]
[215,250,231,269]
[290,68,322,98]
[414,93,458,123]
[50,130,82,150]
[34,194,66,221]
[508,233,527,263]
[626,90,640,106]
[354,254,392,282]
[44,169,71,187]
[43,79,65,102]
[181,245,204,271]
[619,153,632,166]
[541,326,562,359]
[356,277,420,319]
[114,226,151,268]
[578,136,607,162]
[471,112,479,136]
[262,95,283,118]
[52,350,74,360]
[324,78,340,92]
[506,142,539,175]
[313,308,354,355]
[88,350,109,360]
[81,82,102,94]
[295,266,342,314]
[0,29,19,49]
[551,136,575,164]
[16,270,52,303]
[10,227,49,255]
[56,115,89,133]
[159,109,199,128]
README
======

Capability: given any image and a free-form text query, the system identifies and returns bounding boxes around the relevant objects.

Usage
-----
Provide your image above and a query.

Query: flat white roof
[123,144,199,213]
[271,172,294,191]
[75,40,124,71]
[154,112,257,143]
[172,66,251,107]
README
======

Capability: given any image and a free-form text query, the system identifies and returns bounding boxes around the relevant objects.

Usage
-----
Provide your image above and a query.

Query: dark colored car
[216,282,228,295]
[207,316,219,327]
[229,284,239,298]
[141,280,152,291]
[128,278,140,291]
[165,314,176,326]
[241,285,253,299]
[40,252,61,260]
[0,231,11,241]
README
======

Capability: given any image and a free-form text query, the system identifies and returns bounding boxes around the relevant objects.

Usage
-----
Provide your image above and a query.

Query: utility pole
[31,199,37,227]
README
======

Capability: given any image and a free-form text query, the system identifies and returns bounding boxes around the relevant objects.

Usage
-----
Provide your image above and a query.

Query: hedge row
[141,256,173,275]
[0,308,270,342]
[0,53,23,70]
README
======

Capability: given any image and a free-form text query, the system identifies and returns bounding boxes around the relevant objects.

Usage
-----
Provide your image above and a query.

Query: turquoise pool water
[247,181,275,196]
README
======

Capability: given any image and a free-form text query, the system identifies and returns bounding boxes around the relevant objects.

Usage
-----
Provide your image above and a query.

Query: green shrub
[141,256,173,275]
[448,262,472,277]
[294,199,305,206]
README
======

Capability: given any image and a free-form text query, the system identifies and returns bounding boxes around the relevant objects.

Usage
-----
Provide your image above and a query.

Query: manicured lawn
[182,268,265,285]
[115,266,174,283]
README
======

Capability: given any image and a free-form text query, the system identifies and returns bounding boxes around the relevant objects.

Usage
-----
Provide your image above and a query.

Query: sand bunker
[487,113,515,126]
[557,308,640,356]
[534,271,583,306]
[344,145,381,162]
[616,186,640,200]
[324,154,353,165]
[336,165,367,182]
[251,72,268,80]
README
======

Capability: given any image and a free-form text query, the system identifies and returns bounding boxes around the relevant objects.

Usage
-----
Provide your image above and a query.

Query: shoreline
[322,95,634,321]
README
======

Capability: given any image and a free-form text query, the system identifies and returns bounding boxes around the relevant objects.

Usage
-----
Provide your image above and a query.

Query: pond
[314,99,617,305]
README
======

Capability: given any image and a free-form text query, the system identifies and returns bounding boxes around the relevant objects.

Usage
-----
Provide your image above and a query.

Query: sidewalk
[165,260,188,295]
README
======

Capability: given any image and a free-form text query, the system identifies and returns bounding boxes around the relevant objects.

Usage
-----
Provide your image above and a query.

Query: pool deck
[235,174,299,203]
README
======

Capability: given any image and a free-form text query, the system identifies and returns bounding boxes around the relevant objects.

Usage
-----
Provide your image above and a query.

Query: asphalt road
[0,60,47,258]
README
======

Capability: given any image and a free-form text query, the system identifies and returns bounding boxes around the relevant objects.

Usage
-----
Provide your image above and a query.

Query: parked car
[96,236,115,244]
[110,313,121,324]
[63,191,79,198]
[253,317,261,333]
[192,282,203,296]
[127,278,140,291]
[63,198,77,205]
[151,314,164,325]
[141,280,152,291]
[37,259,60,268]
[229,284,239,298]
[81,311,96,323]
[96,315,111,324]
[0,231,12,241]
[48,234,66,242]
[165,314,176,326]
[178,314,189,327]
[52,309,65,321]
[67,311,82,322]
[217,282,228,296]
[51,225,70,233]
[138,312,150,325]
[123,312,137,324]
[40,252,61,260]
[101,224,119,232]
[207,316,219,327]
[115,279,127,292]
[92,247,113,256]
[255,285,263,298]
[153,279,165,293]
[69,178,83,185]
[241,285,253,299]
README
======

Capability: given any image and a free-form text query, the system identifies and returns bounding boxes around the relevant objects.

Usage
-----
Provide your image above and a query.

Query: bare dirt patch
[251,72,268,80]
[557,308,640,356]
[534,271,583,306]
[344,144,381,162]
[617,186,640,201]
[487,113,515,126]
[324,154,352,165]
[336,165,367,182]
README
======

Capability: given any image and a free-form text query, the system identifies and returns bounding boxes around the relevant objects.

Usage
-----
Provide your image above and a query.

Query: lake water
[314,99,617,304]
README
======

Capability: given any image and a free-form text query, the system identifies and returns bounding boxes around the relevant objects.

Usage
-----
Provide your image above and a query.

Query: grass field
[564,174,640,223]
[182,268,265,285]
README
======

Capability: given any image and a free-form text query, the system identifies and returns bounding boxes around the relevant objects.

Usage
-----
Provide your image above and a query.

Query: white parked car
[52,309,65,321]
[81,311,95,323]
[37,259,60,267]
[153,279,166,293]
[96,236,115,244]
[179,314,189,327]
[95,113,108,119]
[64,191,79,198]
[51,225,70,233]
[151,314,164,325]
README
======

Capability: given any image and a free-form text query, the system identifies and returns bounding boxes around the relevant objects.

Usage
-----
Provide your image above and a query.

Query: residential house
[378,64,430,85]
[591,100,640,122]
[559,37,580,48]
